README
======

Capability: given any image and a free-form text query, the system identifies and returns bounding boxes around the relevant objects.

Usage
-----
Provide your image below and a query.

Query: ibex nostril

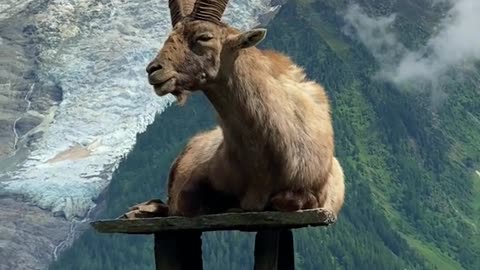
[146,62,162,74]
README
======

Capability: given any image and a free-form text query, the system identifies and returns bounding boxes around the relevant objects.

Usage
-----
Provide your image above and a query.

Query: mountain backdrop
[0,0,274,269]
[6,0,480,269]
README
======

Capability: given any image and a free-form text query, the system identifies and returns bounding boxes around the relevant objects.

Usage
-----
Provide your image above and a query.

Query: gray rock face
[0,0,62,160]
[0,198,70,270]
[0,0,283,269]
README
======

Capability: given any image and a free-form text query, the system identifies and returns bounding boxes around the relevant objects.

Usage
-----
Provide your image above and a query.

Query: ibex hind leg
[175,178,239,217]
[269,189,319,212]
[240,187,272,212]
[317,157,345,216]
[269,157,345,214]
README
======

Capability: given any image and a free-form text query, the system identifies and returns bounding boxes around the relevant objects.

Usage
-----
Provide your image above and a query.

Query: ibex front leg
[120,199,169,219]
[240,185,271,212]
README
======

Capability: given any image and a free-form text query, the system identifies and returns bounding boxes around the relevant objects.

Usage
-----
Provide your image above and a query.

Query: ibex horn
[192,0,229,23]
[168,0,196,26]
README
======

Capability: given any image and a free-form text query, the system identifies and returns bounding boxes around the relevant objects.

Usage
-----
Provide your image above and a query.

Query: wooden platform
[91,208,337,270]
[91,208,336,234]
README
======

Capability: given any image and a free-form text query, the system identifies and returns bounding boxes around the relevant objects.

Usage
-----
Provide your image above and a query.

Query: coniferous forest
[51,0,480,269]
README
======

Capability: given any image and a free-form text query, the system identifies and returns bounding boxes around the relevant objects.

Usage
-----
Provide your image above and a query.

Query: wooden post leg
[278,230,295,270]
[254,229,295,270]
[154,231,203,270]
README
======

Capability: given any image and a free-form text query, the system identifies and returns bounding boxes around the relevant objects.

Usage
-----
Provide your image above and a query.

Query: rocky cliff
[0,0,281,269]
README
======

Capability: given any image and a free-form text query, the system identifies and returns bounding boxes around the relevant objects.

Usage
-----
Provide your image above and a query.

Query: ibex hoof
[119,199,169,219]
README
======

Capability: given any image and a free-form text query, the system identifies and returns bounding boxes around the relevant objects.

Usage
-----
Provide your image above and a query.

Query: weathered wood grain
[91,208,336,234]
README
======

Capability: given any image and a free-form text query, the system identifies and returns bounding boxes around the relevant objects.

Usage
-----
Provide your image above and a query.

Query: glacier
[0,0,280,220]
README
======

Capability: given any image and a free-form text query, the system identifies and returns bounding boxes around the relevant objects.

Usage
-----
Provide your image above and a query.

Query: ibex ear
[228,29,267,50]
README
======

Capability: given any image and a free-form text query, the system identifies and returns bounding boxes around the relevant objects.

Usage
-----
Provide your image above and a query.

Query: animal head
[146,0,267,102]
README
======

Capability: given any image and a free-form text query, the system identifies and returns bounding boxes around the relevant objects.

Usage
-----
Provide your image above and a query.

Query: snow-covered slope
[0,0,279,220]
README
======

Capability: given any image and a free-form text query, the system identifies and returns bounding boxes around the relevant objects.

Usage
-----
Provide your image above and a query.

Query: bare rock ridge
[256,0,288,26]
[0,3,65,269]
[0,0,62,161]
[0,198,70,270]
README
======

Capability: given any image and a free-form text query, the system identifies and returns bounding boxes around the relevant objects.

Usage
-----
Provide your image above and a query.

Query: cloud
[343,0,480,97]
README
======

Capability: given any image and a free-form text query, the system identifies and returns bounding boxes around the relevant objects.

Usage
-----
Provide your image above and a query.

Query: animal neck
[201,48,334,182]
[203,48,288,149]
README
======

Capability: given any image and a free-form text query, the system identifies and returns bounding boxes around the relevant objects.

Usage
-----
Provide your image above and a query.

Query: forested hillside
[50,0,480,269]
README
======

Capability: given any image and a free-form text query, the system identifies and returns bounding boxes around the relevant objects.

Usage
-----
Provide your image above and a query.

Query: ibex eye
[196,34,214,42]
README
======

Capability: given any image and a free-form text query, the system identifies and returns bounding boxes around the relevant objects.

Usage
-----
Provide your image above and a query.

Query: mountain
[0,0,278,269]
[49,0,480,269]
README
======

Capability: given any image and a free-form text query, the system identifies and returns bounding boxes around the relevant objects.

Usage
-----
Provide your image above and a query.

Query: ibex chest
[224,131,310,179]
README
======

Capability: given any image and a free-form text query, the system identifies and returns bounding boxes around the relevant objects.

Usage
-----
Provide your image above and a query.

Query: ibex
[125,0,345,218]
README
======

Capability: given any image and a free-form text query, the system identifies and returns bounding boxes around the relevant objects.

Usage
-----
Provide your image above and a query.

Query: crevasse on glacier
[0,0,278,220]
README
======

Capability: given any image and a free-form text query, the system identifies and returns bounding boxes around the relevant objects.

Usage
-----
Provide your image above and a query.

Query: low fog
[343,0,480,99]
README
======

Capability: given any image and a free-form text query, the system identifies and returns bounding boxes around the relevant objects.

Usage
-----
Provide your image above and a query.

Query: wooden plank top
[91,208,336,234]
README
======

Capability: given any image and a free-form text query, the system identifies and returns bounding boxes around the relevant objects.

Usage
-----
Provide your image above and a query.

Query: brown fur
[140,6,345,217]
